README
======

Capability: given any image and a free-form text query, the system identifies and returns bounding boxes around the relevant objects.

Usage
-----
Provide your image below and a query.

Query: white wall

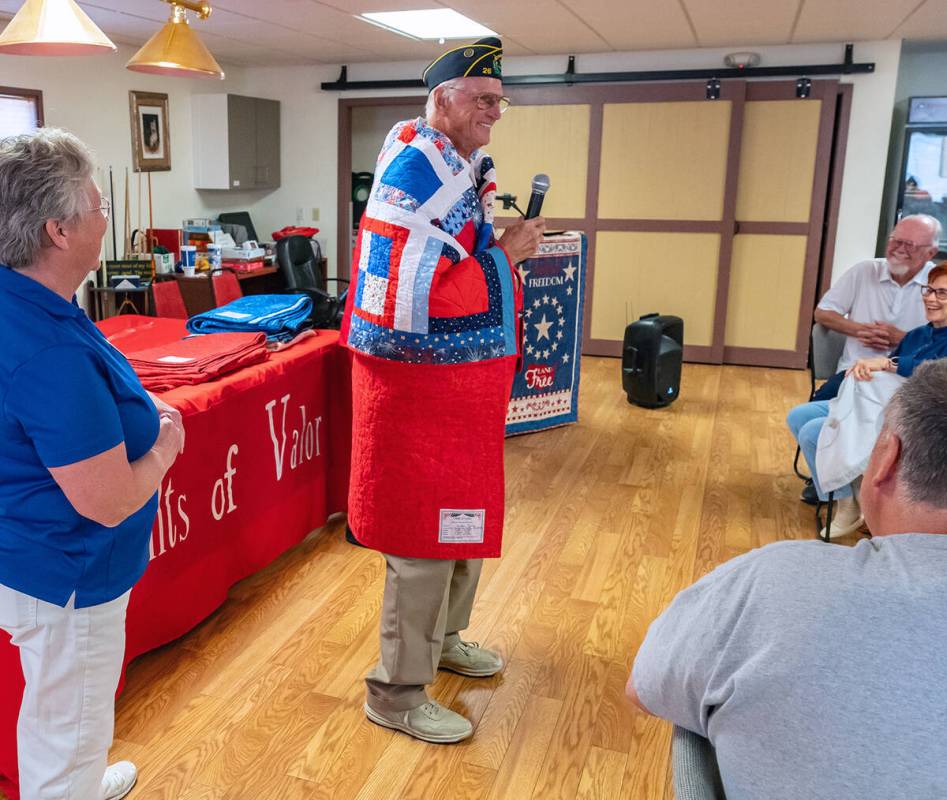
[351,104,422,173]
[0,44,266,243]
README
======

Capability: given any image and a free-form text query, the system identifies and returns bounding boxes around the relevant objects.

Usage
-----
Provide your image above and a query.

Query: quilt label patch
[438,509,485,544]
[157,355,197,364]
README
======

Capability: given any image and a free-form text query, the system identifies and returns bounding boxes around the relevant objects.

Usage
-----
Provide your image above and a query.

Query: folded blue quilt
[186,294,312,342]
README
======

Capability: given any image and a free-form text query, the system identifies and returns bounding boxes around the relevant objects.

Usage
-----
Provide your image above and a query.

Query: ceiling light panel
[358,9,497,40]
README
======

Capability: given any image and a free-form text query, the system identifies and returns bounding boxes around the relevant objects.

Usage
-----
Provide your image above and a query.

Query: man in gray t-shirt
[630,361,947,800]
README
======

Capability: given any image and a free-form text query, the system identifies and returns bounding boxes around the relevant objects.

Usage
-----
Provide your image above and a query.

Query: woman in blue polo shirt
[0,130,184,799]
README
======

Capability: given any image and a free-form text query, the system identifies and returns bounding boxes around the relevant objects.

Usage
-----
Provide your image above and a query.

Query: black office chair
[275,235,348,329]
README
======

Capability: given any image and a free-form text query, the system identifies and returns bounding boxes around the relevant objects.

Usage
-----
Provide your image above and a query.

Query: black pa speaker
[352,172,374,227]
[622,313,684,408]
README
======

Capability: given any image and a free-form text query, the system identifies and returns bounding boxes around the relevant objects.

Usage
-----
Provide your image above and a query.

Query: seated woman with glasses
[788,264,947,538]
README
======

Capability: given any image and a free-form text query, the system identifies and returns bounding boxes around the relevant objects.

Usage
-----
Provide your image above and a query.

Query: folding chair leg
[792,445,809,480]
[816,490,835,542]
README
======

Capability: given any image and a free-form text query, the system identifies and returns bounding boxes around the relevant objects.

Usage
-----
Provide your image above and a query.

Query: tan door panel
[598,101,732,221]
[487,104,590,220]
[736,100,822,223]
[725,234,808,350]
[591,231,721,346]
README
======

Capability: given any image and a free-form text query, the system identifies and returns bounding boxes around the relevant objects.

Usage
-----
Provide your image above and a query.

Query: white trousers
[0,584,129,800]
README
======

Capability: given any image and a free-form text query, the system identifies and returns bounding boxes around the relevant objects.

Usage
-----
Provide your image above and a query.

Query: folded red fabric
[125,331,268,391]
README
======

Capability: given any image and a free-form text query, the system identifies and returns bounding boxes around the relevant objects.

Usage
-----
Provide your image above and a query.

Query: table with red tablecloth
[0,316,351,799]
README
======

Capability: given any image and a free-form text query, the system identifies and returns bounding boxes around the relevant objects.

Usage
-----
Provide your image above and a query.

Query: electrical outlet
[311,208,320,222]
[296,207,304,224]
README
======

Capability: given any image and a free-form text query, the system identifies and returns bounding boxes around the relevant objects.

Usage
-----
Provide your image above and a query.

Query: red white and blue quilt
[343,117,519,366]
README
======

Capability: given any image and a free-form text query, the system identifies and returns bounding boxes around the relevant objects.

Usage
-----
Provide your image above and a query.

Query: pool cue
[123,168,132,258]
[147,172,155,278]
[108,166,117,261]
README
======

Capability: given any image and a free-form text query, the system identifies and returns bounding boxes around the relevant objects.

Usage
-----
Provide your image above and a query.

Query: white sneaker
[820,496,863,540]
[102,761,138,800]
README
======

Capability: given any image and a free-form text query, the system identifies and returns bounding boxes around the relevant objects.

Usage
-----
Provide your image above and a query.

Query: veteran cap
[422,36,503,90]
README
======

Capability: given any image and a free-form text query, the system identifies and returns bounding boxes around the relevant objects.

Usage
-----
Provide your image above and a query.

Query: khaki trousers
[365,554,482,712]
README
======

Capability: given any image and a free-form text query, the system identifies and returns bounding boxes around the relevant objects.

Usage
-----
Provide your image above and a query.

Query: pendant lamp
[0,0,116,55]
[126,1,224,80]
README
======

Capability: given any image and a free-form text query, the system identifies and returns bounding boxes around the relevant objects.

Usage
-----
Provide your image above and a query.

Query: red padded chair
[151,279,189,319]
[211,269,243,307]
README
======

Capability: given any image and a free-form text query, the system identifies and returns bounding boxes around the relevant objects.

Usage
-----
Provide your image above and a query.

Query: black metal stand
[321,44,874,92]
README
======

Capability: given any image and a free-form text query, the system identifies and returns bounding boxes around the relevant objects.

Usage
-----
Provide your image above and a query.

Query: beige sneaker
[438,639,503,677]
[364,700,473,743]
[821,496,864,540]
[102,761,138,800]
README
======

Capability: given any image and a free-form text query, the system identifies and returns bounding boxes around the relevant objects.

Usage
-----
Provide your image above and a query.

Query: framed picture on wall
[129,90,171,172]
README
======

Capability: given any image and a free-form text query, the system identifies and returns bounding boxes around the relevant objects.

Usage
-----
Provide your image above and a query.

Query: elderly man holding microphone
[341,37,545,743]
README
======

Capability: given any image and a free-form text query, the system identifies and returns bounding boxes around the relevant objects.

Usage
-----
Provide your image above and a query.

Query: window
[0,86,44,138]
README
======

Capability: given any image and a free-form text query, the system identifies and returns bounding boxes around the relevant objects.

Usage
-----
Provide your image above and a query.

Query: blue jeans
[786,400,852,501]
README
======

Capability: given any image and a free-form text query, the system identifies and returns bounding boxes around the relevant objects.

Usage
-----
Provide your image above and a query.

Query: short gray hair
[883,360,947,506]
[0,128,94,269]
[425,78,463,121]
[899,213,943,246]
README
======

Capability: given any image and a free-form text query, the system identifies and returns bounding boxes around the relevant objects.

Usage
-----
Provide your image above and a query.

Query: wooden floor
[18,357,822,799]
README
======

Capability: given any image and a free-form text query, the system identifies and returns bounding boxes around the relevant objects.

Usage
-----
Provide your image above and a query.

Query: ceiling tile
[13,0,935,69]
[557,0,697,50]
[448,0,608,51]
[792,0,921,42]
[683,0,799,47]
[83,0,169,22]
[889,0,947,40]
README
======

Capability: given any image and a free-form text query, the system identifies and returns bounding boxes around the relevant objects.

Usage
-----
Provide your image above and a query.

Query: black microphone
[524,174,550,219]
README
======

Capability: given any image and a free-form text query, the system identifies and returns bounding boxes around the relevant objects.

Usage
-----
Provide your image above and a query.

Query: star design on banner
[524,308,533,319]
[534,314,554,341]
[566,286,573,296]
[542,294,550,305]
[516,264,530,284]
[563,262,577,281]
[563,353,570,363]
[533,299,541,309]
[556,330,564,340]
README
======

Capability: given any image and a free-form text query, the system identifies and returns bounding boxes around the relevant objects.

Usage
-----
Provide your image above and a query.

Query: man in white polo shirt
[792,213,939,505]
[813,213,940,397]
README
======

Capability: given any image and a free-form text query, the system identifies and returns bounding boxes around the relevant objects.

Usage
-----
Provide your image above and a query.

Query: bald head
[886,215,940,276]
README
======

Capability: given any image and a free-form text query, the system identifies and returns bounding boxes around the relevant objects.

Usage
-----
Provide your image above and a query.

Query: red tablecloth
[0,317,351,799]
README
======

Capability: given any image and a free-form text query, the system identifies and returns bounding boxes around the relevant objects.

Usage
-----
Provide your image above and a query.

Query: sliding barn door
[487,80,841,367]
[723,81,839,367]
[342,80,844,367]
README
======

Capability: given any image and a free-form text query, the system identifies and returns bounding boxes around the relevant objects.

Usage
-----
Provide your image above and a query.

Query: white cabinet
[192,94,281,190]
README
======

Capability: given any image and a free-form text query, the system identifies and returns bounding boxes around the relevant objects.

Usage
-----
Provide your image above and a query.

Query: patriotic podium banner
[506,231,587,436]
